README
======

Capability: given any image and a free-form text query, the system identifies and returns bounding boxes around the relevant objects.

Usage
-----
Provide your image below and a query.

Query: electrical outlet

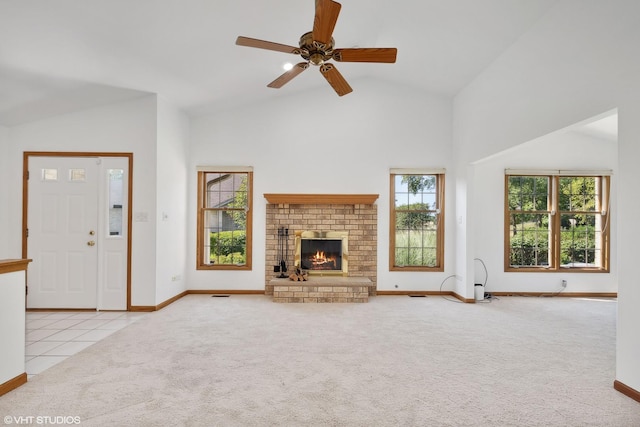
[561,279,567,288]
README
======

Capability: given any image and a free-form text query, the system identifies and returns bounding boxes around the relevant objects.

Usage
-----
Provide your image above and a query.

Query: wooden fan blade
[313,0,342,46]
[333,48,397,63]
[236,36,299,54]
[267,62,309,88]
[319,63,352,96]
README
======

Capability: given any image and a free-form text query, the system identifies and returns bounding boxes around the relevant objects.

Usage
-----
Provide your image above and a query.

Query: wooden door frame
[22,151,134,310]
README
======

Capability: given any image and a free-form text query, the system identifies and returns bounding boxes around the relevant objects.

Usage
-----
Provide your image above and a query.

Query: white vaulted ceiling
[0,0,559,126]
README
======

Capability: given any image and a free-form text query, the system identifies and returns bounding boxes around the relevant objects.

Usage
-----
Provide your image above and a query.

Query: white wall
[0,270,26,386]
[472,128,618,294]
[454,0,640,395]
[155,96,189,304]
[188,78,454,291]
[6,95,159,307]
[0,125,9,259]
[616,98,640,396]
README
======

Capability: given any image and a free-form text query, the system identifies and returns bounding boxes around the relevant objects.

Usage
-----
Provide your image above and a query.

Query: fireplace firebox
[294,230,348,276]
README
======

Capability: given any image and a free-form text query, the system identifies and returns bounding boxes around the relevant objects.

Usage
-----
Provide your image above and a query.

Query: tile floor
[25,311,146,379]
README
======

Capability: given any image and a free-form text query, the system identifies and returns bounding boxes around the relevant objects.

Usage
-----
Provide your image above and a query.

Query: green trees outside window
[197,170,253,270]
[390,173,444,271]
[506,174,609,271]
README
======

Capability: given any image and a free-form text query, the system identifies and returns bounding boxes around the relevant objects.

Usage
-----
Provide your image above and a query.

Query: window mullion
[551,176,560,270]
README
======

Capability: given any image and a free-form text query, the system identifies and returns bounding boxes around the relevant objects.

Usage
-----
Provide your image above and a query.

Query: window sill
[197,264,252,271]
[505,267,609,273]
[390,266,444,272]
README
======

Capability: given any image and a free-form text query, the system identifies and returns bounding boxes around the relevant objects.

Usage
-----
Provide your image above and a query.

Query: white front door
[27,156,128,310]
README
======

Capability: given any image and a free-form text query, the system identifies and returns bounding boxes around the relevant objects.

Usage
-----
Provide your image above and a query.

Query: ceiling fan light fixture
[309,53,326,66]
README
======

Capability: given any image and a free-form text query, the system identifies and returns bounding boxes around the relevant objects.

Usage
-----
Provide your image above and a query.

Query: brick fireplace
[264,194,378,296]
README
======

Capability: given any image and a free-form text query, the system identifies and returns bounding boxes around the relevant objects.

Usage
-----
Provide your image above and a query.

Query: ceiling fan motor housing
[299,31,334,66]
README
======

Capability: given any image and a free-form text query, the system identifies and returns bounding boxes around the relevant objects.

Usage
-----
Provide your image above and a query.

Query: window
[108,169,124,236]
[505,172,610,272]
[42,168,58,181]
[197,169,253,270]
[390,170,445,271]
[69,168,86,181]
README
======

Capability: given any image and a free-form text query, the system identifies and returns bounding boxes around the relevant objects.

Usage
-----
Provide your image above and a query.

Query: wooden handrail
[0,259,32,275]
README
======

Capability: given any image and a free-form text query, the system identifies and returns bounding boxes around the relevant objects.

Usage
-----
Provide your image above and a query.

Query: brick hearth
[270,277,374,303]
[264,194,378,296]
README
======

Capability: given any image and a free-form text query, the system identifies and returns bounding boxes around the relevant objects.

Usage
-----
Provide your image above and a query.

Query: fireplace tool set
[276,227,289,278]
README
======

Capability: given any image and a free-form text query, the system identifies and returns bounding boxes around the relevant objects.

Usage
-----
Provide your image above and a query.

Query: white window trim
[390,167,446,175]
[505,168,612,176]
[196,165,254,172]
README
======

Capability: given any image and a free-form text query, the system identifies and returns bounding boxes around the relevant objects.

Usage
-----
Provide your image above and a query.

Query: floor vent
[212,295,230,298]
[408,295,426,298]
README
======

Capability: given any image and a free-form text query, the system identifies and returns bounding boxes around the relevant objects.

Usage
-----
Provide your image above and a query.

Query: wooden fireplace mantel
[264,194,379,205]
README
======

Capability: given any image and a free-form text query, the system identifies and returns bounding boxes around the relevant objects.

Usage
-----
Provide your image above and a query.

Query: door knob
[87,241,96,246]
[89,230,95,235]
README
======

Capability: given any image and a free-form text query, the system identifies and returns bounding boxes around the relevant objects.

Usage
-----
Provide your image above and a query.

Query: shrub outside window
[197,169,252,270]
[505,173,610,272]
[390,171,445,271]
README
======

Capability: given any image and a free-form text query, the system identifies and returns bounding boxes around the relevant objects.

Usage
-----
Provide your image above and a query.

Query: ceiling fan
[235,0,397,96]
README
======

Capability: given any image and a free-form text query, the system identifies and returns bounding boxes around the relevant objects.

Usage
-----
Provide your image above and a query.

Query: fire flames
[311,250,336,268]
[313,251,328,264]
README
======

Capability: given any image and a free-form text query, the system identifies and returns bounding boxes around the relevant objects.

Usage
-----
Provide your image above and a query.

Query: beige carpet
[1,295,639,426]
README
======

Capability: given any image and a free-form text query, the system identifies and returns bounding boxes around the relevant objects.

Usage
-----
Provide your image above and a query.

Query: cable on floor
[439,274,464,303]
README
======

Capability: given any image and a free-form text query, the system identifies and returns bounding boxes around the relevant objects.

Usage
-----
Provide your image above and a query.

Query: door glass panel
[108,169,124,236]
[69,168,86,181]
[42,169,58,181]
